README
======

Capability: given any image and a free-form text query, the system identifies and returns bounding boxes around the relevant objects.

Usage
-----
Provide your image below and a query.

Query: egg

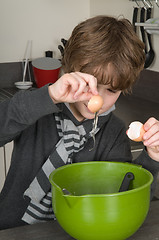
[126,121,146,142]
[88,95,104,113]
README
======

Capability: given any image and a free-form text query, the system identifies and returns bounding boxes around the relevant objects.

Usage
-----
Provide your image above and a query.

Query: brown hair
[62,15,145,93]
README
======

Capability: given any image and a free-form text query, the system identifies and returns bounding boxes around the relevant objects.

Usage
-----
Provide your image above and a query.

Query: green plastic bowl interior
[49,161,153,240]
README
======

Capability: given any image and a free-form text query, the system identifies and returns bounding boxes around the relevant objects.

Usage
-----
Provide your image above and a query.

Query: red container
[32,57,61,88]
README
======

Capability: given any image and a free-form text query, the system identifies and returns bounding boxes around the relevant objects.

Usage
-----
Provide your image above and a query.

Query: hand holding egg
[49,72,98,104]
[127,118,159,162]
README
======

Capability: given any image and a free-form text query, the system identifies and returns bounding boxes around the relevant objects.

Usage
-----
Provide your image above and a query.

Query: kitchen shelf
[135,22,159,34]
[135,23,159,29]
[129,0,159,8]
[130,0,157,1]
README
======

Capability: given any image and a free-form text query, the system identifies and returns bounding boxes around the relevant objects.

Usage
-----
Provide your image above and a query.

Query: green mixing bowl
[49,161,153,240]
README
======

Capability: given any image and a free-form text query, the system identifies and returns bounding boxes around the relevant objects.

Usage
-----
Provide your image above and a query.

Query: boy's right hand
[48,72,98,104]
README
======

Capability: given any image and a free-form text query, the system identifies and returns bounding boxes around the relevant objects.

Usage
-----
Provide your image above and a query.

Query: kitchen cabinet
[0,147,5,192]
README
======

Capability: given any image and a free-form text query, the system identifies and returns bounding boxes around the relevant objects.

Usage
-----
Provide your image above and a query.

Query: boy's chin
[84,113,95,120]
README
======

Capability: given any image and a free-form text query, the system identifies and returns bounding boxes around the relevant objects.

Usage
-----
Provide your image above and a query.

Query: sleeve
[0,85,60,146]
[134,148,159,199]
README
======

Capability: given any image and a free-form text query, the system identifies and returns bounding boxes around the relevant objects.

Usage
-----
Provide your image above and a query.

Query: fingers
[70,73,87,99]
[49,72,98,103]
[144,117,157,131]
[75,72,98,95]
[71,72,98,99]
[64,73,80,94]
[143,117,159,147]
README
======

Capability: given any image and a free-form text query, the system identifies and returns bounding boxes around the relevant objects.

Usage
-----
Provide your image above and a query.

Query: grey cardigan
[0,85,159,230]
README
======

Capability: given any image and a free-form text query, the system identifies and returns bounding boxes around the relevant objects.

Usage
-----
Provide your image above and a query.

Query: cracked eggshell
[88,95,104,113]
[126,121,146,142]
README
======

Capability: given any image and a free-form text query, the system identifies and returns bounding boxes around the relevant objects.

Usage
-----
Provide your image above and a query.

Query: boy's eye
[107,88,116,93]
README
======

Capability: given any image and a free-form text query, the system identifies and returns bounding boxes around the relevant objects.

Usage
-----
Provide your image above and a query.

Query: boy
[0,15,159,230]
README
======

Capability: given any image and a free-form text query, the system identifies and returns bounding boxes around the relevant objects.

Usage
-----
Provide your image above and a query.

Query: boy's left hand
[143,117,159,162]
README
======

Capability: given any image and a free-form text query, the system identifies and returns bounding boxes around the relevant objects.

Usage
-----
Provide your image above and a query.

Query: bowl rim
[49,161,153,198]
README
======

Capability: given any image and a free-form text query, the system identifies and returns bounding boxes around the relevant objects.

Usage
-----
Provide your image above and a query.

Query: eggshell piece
[88,95,104,113]
[126,121,146,142]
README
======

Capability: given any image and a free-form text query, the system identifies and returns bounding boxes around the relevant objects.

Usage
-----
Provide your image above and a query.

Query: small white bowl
[14,81,33,90]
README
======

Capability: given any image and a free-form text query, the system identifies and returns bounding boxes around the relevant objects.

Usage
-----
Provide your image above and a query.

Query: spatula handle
[119,172,134,192]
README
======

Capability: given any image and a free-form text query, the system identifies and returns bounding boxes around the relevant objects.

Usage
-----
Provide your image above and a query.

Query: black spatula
[119,172,134,192]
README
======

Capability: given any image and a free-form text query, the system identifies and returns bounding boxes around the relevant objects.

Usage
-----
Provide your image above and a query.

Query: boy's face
[70,84,121,121]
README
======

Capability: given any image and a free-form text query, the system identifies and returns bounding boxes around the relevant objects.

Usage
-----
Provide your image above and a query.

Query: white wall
[90,0,159,72]
[0,0,90,62]
[1,0,159,72]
